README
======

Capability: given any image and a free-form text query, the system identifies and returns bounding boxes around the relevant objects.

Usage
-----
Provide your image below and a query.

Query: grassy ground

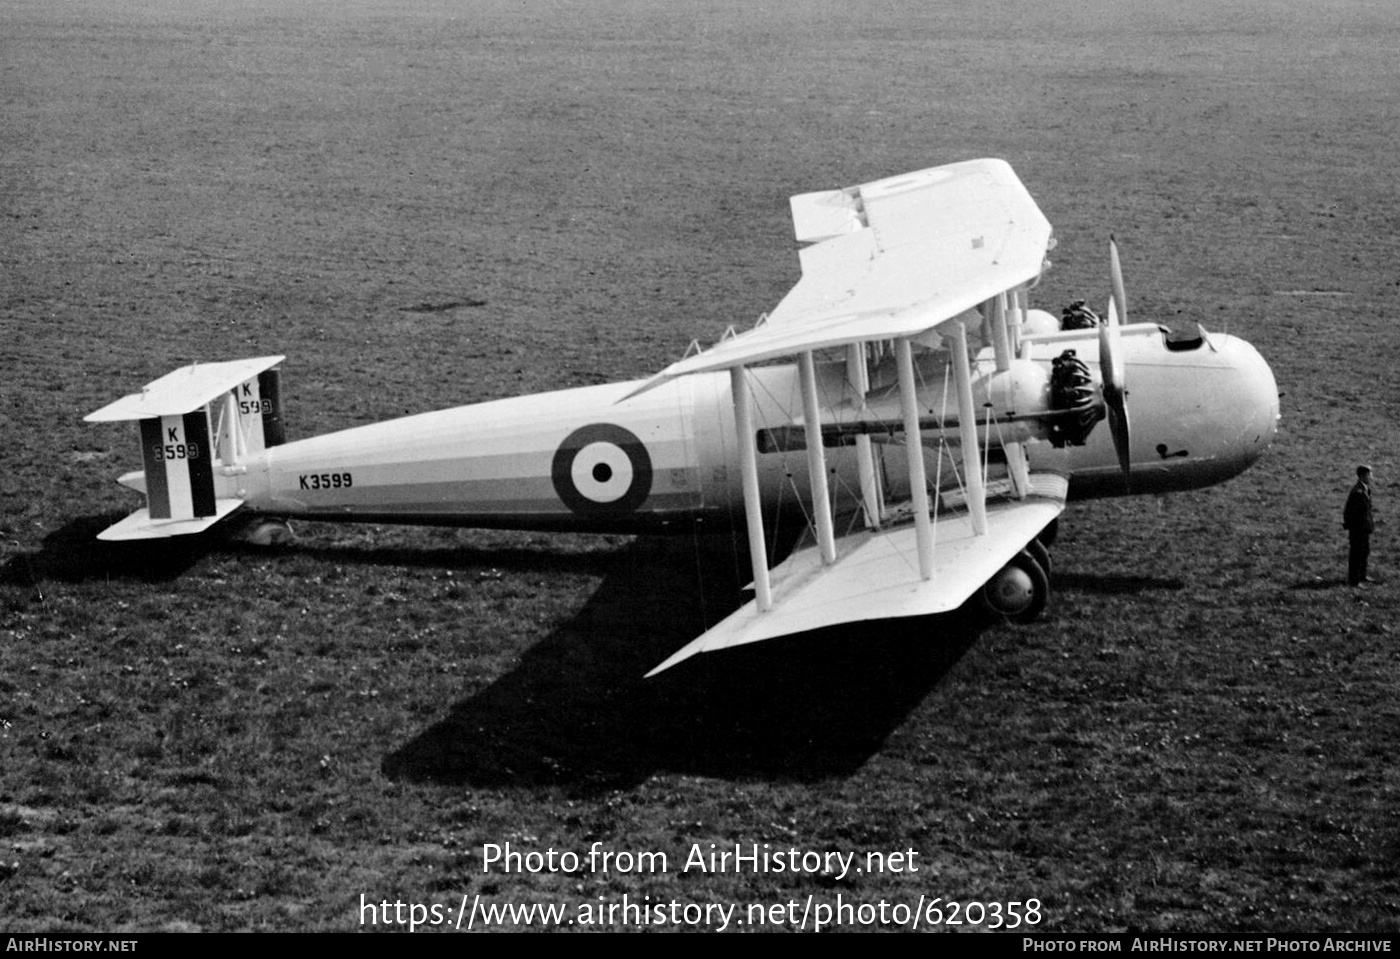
[3,0,1400,932]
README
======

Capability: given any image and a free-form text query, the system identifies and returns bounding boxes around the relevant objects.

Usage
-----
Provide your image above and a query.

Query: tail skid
[85,356,286,541]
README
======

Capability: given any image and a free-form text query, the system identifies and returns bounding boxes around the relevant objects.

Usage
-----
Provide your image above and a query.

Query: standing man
[1344,465,1375,586]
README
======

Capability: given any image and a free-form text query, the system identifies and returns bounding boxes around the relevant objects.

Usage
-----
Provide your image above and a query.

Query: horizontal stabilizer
[647,473,1067,676]
[85,356,285,422]
[97,499,244,541]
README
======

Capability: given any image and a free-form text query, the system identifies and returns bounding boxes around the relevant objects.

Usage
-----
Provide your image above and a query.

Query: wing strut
[1011,288,1029,356]
[798,351,838,564]
[215,391,246,469]
[730,366,773,611]
[950,320,989,534]
[894,338,934,580]
[846,342,883,529]
[993,291,1031,499]
[989,292,1013,372]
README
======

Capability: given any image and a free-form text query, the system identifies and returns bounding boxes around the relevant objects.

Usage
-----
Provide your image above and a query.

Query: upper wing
[634,158,1061,676]
[628,158,1051,395]
[647,472,1066,676]
[86,356,285,422]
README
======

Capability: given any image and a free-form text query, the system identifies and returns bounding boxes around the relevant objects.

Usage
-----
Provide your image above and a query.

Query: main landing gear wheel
[980,549,1050,624]
[232,517,295,547]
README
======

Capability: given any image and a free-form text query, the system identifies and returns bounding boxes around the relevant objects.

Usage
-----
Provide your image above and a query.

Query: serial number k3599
[299,472,353,491]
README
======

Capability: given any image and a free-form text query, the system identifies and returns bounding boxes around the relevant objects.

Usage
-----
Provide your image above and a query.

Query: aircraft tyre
[980,549,1050,624]
[1025,536,1052,579]
[232,517,295,547]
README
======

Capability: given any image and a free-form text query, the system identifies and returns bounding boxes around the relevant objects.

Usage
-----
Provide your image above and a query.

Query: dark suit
[1344,480,1374,585]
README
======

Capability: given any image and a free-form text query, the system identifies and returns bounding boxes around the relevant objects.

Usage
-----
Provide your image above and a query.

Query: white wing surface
[647,473,1067,676]
[96,501,245,542]
[628,158,1051,395]
[86,356,285,422]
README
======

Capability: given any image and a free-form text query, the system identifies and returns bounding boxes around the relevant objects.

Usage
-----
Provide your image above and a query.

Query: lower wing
[647,472,1066,676]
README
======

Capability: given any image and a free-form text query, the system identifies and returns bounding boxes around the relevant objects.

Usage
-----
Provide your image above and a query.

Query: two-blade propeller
[1099,236,1131,485]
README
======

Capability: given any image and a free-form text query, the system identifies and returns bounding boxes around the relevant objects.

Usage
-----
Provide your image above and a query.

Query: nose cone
[1217,333,1280,468]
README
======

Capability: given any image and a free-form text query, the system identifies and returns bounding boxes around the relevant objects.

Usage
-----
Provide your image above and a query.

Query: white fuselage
[223,324,1278,533]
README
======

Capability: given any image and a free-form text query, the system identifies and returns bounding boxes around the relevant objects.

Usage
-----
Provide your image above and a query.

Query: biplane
[85,159,1279,675]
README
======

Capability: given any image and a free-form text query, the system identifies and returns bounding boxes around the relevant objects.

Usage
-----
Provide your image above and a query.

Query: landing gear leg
[1025,535,1052,579]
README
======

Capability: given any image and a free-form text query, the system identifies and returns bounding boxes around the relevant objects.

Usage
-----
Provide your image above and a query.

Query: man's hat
[1358,464,1373,476]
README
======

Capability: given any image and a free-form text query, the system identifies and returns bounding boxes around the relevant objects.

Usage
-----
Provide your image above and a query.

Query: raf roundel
[551,424,653,515]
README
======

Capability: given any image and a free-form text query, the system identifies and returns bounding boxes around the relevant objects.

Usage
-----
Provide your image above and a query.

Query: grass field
[4,0,1400,933]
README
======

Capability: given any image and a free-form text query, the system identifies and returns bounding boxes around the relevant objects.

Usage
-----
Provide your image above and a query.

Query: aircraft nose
[1219,333,1280,462]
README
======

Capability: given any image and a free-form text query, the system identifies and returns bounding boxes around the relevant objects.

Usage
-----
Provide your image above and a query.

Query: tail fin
[231,366,286,453]
[85,356,285,541]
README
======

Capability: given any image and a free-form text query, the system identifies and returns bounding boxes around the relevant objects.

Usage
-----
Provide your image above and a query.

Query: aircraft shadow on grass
[1,513,631,591]
[1051,571,1186,594]
[1,513,208,588]
[7,517,1167,788]
[380,534,989,790]
[221,534,634,580]
[4,518,983,786]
